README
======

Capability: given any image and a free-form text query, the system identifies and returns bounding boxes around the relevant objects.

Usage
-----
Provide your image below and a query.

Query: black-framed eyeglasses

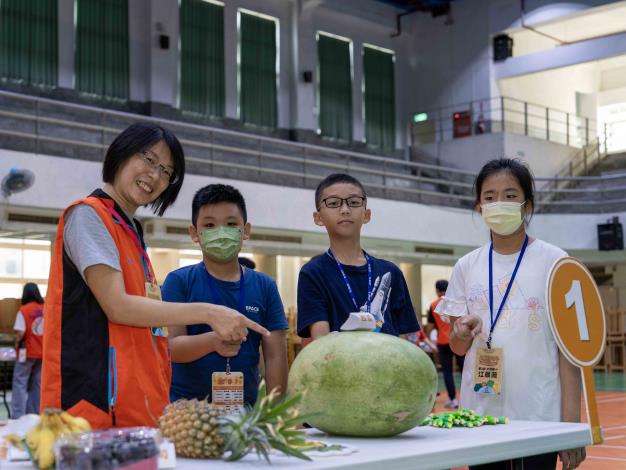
[320,196,366,209]
[140,151,179,185]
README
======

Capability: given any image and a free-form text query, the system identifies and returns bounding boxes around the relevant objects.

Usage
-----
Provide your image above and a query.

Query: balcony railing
[411,96,606,149]
[0,91,624,214]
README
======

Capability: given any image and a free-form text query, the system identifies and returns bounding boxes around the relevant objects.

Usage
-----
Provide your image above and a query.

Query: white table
[0,421,592,470]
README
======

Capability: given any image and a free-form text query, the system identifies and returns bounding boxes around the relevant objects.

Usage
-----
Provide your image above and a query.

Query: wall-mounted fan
[0,168,35,228]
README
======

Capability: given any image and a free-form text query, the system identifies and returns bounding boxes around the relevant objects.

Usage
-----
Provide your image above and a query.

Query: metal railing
[537,134,607,195]
[0,90,625,213]
[411,96,603,149]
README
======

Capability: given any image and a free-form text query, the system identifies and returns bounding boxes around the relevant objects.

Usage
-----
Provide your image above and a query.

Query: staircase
[535,130,626,213]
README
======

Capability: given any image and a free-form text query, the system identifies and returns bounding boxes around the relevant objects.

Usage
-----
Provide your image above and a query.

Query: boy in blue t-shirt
[297,173,420,340]
[162,184,288,406]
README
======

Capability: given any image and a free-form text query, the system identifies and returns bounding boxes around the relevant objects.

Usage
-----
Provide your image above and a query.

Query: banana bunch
[24,409,91,469]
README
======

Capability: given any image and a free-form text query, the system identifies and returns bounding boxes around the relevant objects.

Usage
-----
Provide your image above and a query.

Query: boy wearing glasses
[297,173,420,341]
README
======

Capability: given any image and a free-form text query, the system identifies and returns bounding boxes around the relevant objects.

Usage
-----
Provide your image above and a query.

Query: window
[179,0,224,116]
[0,0,57,86]
[0,249,22,278]
[23,250,51,279]
[0,284,23,299]
[317,32,352,142]
[238,10,278,128]
[363,45,395,150]
[0,239,51,300]
[179,258,200,268]
[75,0,129,99]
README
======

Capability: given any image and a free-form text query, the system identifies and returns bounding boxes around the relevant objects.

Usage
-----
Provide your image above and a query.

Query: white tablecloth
[0,420,592,470]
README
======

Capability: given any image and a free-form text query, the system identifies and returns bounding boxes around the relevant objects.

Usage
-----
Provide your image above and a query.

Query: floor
[438,372,626,470]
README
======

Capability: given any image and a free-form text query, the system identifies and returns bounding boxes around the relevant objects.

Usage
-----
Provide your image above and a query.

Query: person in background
[238,257,256,270]
[11,282,45,418]
[426,279,465,409]
[407,329,438,355]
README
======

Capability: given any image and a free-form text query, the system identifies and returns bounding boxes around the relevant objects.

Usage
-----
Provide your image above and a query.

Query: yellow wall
[420,264,453,321]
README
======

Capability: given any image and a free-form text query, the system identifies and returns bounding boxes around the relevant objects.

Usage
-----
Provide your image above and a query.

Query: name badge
[145,282,168,337]
[473,347,503,396]
[145,282,162,301]
[212,371,244,413]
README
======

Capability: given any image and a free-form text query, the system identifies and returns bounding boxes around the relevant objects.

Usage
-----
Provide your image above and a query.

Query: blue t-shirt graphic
[162,262,288,406]
[297,252,420,337]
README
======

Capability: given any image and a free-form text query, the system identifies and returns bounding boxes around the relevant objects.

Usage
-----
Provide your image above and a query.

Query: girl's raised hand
[453,314,482,341]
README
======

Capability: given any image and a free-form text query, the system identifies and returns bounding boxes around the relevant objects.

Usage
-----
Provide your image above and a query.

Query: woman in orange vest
[11,282,45,418]
[41,123,269,429]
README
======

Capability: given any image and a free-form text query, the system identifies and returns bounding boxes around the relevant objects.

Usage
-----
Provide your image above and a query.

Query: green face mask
[199,226,242,262]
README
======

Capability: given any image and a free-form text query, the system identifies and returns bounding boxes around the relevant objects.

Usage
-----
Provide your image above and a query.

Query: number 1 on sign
[565,280,590,341]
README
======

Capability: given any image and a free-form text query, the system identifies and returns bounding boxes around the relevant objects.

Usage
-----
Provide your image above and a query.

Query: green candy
[422,410,508,429]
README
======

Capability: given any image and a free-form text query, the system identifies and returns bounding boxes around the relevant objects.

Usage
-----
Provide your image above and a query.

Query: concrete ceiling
[510,1,626,56]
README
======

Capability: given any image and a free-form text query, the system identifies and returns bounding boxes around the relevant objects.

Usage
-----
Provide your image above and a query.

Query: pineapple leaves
[220,380,312,463]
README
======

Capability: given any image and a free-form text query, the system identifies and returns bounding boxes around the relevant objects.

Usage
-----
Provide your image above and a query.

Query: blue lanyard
[327,249,372,313]
[204,266,246,372]
[488,235,528,349]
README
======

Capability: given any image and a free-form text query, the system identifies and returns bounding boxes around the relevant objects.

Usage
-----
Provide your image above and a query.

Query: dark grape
[57,431,159,470]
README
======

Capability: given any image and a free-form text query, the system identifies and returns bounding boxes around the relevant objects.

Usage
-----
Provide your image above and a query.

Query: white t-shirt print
[436,238,568,421]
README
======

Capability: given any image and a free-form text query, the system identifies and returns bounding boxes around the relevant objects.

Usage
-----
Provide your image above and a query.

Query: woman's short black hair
[102,123,185,216]
[474,158,535,217]
[21,282,44,305]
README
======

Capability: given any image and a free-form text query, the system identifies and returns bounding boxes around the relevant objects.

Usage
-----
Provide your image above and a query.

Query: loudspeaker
[159,34,170,50]
[598,217,624,251]
[493,34,513,62]
[302,70,313,83]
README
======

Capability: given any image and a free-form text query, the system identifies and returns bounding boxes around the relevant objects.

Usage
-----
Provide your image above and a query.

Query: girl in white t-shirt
[435,159,585,470]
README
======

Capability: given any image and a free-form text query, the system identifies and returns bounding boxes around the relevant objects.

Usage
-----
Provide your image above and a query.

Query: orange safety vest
[430,297,450,345]
[20,301,44,360]
[41,192,171,429]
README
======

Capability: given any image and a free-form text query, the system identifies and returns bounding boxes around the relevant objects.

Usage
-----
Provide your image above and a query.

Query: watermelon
[288,331,438,437]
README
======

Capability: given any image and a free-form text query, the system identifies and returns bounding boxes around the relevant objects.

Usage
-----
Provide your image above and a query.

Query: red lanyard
[106,205,156,284]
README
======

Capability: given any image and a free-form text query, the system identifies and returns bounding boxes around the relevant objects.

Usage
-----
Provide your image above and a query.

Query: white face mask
[481,201,526,236]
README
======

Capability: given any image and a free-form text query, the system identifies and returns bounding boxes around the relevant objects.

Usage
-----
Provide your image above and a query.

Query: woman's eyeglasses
[140,151,179,185]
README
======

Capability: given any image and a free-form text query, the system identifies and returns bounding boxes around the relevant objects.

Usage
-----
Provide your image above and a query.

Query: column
[149,249,179,284]
[400,262,422,326]
[254,254,278,280]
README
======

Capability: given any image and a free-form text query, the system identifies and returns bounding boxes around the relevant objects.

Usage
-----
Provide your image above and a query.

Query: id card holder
[18,348,26,363]
[145,282,162,301]
[473,347,503,396]
[145,282,168,338]
[212,371,244,413]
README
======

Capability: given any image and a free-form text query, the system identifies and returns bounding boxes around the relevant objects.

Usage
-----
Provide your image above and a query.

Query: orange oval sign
[546,257,606,367]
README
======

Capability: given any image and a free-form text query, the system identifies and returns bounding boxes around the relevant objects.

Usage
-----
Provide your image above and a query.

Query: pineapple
[158,382,311,463]
[158,399,224,458]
